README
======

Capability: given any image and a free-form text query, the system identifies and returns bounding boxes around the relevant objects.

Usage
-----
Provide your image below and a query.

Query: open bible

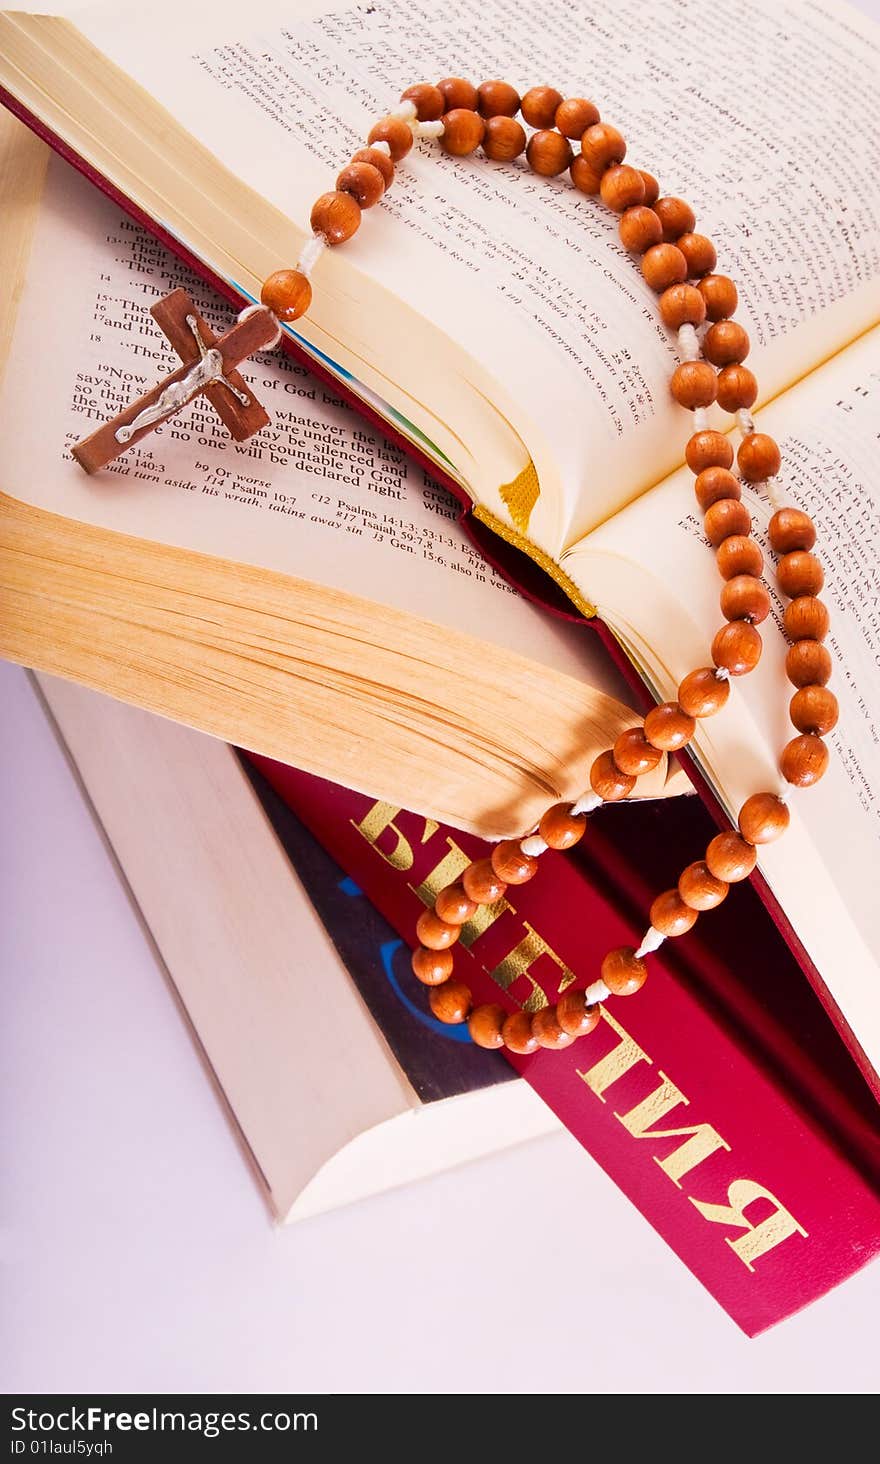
[1,0,879,1094]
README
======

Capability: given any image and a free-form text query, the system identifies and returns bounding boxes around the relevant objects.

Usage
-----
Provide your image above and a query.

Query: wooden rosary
[72,78,838,1055]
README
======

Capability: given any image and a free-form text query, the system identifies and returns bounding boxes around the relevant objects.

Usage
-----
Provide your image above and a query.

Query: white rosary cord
[571,789,603,817]
[389,98,444,141]
[237,303,282,350]
[585,978,611,1005]
[677,323,701,362]
[635,925,666,959]
[296,233,327,279]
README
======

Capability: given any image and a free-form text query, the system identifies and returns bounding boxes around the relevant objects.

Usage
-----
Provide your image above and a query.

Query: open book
[1,0,879,1086]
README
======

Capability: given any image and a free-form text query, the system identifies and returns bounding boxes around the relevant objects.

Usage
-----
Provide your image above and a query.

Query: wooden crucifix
[72,289,279,474]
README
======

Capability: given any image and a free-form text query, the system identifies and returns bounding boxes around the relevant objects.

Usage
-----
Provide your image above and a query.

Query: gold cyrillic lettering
[576,1008,651,1101]
[352,802,438,872]
[614,1070,730,1186]
[409,837,514,946]
[460,897,515,948]
[410,839,472,908]
[690,1180,808,1270]
[490,921,575,1012]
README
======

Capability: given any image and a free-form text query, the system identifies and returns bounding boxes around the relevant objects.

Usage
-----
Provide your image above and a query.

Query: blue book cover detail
[240,758,514,1103]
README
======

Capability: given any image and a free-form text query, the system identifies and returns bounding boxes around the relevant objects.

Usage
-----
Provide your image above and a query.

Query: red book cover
[249,755,880,1336]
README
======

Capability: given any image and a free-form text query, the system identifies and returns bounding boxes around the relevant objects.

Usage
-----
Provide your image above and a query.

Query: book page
[79,0,880,553]
[0,154,625,694]
[564,327,880,1074]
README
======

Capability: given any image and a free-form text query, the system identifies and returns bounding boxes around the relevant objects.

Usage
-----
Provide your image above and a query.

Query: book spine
[249,755,880,1335]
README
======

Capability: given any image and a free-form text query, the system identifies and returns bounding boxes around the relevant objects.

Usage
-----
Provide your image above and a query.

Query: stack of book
[2,0,880,1335]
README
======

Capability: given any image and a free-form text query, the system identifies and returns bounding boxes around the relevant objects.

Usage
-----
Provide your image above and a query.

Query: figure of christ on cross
[72,289,280,474]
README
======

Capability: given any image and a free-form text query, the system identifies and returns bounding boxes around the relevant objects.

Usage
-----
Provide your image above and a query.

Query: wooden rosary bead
[468,1003,508,1049]
[678,666,730,718]
[569,156,604,195]
[429,979,473,1024]
[620,205,664,253]
[738,432,781,482]
[336,161,386,208]
[785,639,832,688]
[367,116,414,161]
[703,320,750,366]
[477,80,521,117]
[462,858,507,904]
[641,243,688,291]
[679,860,729,911]
[644,701,696,751]
[686,430,734,473]
[698,273,738,320]
[580,122,627,170]
[539,801,587,850]
[416,907,461,950]
[601,945,648,996]
[781,733,829,786]
[720,573,771,624]
[790,684,839,735]
[411,946,454,986]
[600,163,646,212]
[400,83,446,120]
[716,534,764,580]
[659,283,706,328]
[441,108,486,155]
[502,1009,539,1055]
[671,361,717,409]
[704,497,751,546]
[521,86,564,128]
[351,146,395,187]
[672,363,718,411]
[653,196,696,240]
[555,97,600,138]
[612,726,663,776]
[712,620,763,675]
[491,839,539,885]
[526,129,574,176]
[435,882,478,925]
[260,268,312,322]
[532,1005,574,1049]
[639,171,661,205]
[676,232,717,277]
[590,750,636,801]
[716,365,758,412]
[649,890,698,938]
[769,507,816,553]
[738,792,790,845]
[694,466,741,510]
[706,830,758,882]
[777,550,824,598]
[783,596,830,642]
[436,77,479,111]
[310,190,362,245]
[557,988,602,1037]
[483,115,527,161]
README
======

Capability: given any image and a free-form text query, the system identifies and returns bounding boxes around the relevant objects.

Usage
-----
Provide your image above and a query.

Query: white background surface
[4,0,880,1395]
[2,660,880,1394]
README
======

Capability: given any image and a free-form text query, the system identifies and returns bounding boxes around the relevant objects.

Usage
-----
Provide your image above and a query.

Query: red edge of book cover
[5,93,880,1330]
[248,760,880,1336]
